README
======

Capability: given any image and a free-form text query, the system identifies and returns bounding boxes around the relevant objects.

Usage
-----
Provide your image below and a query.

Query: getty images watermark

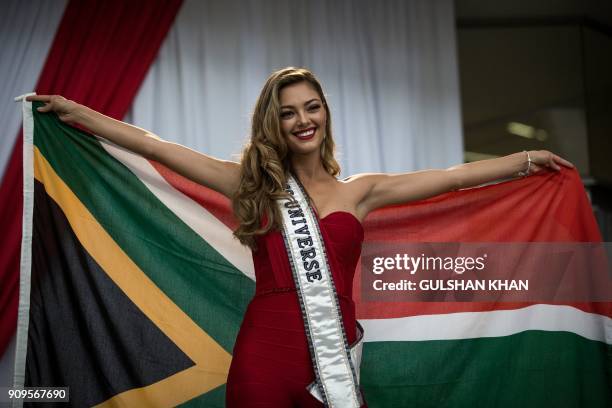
[361,242,612,302]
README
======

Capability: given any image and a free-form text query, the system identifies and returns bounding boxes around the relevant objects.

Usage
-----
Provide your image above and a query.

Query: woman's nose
[296,110,309,126]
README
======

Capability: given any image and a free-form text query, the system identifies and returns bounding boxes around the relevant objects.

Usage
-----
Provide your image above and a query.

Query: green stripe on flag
[32,102,254,353]
[361,330,611,407]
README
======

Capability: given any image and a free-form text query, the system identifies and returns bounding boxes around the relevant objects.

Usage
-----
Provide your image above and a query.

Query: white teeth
[295,129,315,137]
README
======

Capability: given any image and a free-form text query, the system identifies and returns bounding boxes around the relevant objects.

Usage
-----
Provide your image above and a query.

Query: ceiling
[455,0,612,27]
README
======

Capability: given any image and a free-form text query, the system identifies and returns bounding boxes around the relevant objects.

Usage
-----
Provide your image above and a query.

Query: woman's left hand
[528,150,574,173]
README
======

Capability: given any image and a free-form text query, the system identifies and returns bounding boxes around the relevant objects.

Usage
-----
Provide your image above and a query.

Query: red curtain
[0,0,183,357]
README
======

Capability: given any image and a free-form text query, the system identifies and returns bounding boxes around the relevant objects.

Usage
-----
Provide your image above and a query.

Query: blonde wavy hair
[232,67,340,250]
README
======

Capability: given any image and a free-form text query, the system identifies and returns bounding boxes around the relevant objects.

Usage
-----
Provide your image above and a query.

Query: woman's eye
[308,105,320,111]
[280,111,293,119]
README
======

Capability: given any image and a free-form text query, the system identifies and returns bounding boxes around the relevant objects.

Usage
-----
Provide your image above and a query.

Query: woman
[27,67,573,407]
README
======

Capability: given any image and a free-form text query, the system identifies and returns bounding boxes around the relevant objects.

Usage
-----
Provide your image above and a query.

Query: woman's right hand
[25,94,241,198]
[26,95,81,124]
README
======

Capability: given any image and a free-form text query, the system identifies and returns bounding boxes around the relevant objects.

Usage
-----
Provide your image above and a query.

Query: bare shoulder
[340,172,383,193]
[338,173,384,218]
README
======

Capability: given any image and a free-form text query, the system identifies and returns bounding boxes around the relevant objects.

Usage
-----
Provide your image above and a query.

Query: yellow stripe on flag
[33,146,231,407]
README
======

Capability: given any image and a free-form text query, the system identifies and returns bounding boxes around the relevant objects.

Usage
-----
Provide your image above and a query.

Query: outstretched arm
[353,151,574,217]
[26,95,240,198]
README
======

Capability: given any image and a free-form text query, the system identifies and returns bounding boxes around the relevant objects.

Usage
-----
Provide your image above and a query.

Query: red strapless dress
[226,211,367,407]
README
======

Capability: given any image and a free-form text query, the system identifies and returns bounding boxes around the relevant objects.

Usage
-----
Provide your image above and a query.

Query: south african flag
[15,99,611,407]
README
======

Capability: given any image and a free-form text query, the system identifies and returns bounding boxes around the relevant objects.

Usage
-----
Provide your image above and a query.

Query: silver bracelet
[518,150,532,177]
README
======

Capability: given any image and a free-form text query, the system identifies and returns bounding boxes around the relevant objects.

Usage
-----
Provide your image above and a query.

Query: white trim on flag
[361,304,612,344]
[99,139,255,280]
[13,99,35,408]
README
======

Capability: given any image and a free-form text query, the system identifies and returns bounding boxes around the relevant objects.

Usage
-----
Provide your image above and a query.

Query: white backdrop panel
[0,0,67,177]
[127,0,463,176]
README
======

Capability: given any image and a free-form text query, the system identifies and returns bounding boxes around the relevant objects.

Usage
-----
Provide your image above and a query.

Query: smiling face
[279,81,327,156]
